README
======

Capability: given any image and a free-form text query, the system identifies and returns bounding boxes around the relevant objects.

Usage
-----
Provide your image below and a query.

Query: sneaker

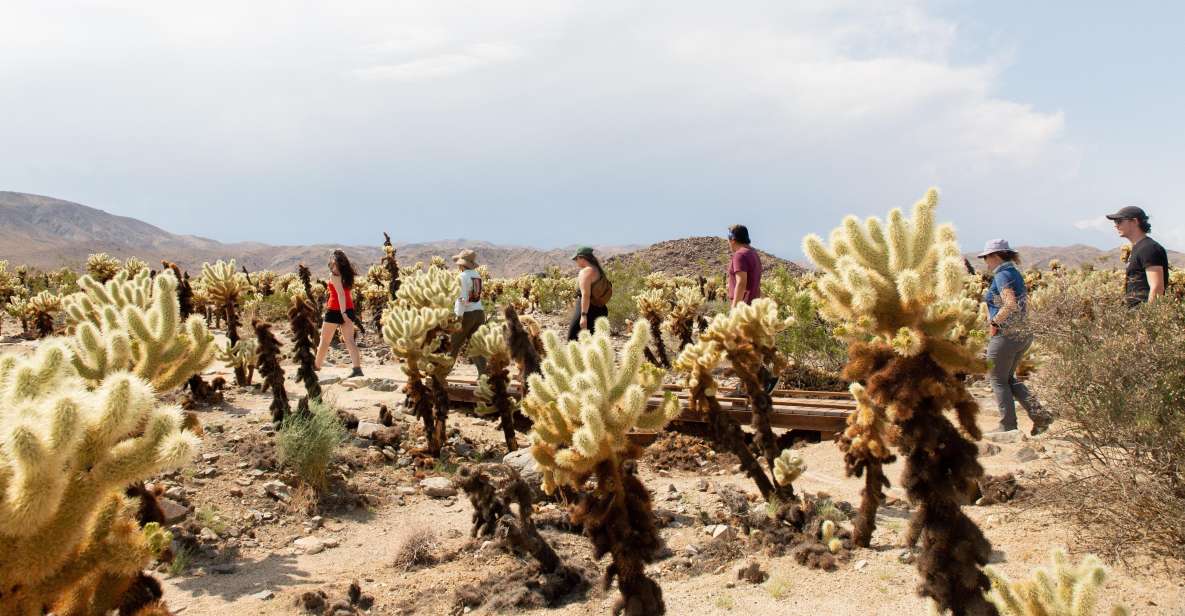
[349,367,364,378]
[1030,414,1052,436]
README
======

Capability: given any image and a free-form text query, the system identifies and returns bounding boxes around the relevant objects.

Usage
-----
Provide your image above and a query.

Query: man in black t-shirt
[1106,205,1170,306]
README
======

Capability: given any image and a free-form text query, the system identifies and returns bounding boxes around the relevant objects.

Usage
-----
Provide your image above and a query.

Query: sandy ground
[2,321,1182,616]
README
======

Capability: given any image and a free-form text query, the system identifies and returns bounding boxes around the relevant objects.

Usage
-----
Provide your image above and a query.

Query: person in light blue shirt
[978,239,1052,436]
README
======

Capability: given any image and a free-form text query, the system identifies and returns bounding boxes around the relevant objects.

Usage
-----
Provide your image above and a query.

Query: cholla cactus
[253,270,278,296]
[381,242,402,300]
[522,319,679,615]
[773,450,805,486]
[469,321,518,451]
[123,256,148,277]
[635,288,671,367]
[0,342,199,614]
[86,252,122,283]
[804,188,996,615]
[985,550,1129,616]
[0,261,20,310]
[5,295,31,336]
[803,188,984,373]
[216,338,257,386]
[65,272,214,392]
[839,382,897,547]
[200,260,251,383]
[254,320,289,424]
[664,285,704,352]
[26,290,62,338]
[382,266,460,456]
[288,292,322,407]
[674,298,795,499]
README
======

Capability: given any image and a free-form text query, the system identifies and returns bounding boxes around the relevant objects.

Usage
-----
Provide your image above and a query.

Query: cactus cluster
[382,266,460,456]
[635,288,672,367]
[65,272,215,392]
[216,337,258,386]
[839,382,897,547]
[469,320,519,451]
[86,252,122,283]
[122,256,149,277]
[805,189,996,614]
[985,550,1128,616]
[522,319,679,615]
[0,341,200,614]
[673,298,795,501]
[200,260,253,384]
[664,285,705,352]
[26,290,62,338]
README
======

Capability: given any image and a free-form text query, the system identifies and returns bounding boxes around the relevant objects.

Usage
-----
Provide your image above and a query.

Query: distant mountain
[0,191,636,277]
[963,243,1182,272]
[607,237,804,277]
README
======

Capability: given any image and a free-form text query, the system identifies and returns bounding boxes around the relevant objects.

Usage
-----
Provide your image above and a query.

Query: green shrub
[1028,290,1185,557]
[761,267,847,379]
[603,257,651,330]
[276,399,347,491]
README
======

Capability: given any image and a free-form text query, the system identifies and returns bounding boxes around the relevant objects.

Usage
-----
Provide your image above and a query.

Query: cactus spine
[805,188,995,615]
[86,252,121,283]
[985,550,1128,616]
[522,319,680,615]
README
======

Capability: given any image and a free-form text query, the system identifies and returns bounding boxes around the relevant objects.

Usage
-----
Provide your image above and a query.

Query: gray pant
[985,331,1045,430]
[451,309,487,374]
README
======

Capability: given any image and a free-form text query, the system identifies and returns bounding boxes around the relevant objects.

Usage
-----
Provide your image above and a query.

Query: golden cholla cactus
[27,290,63,338]
[803,188,983,373]
[672,299,798,502]
[522,318,679,614]
[985,550,1129,616]
[805,189,995,614]
[665,285,705,351]
[216,338,258,385]
[86,252,121,283]
[523,319,679,494]
[636,288,672,367]
[253,269,278,296]
[0,342,198,613]
[67,272,214,392]
[429,255,447,270]
[198,260,249,309]
[840,382,897,547]
[122,256,148,277]
[773,451,805,486]
[469,321,519,451]
[0,261,18,306]
[63,270,155,332]
[382,266,461,455]
[5,295,31,333]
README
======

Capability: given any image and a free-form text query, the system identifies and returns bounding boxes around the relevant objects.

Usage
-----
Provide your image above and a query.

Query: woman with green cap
[568,246,612,340]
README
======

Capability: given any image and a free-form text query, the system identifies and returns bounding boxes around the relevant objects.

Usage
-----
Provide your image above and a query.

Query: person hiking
[978,239,1051,436]
[315,249,364,377]
[568,246,612,340]
[450,249,487,373]
[1106,205,1169,306]
[727,224,779,395]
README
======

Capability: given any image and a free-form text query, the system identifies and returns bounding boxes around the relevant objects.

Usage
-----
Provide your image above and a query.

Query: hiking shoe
[349,367,364,378]
[1030,414,1053,436]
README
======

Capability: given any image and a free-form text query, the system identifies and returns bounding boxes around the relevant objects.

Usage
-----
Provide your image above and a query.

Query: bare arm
[732,271,748,308]
[993,286,1020,329]
[1147,265,1166,300]
[579,269,593,320]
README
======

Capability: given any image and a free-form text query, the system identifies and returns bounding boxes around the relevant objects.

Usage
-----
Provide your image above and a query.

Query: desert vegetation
[0,213,1180,616]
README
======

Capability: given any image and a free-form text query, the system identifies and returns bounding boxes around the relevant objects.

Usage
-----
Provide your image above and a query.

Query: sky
[1,1,1181,259]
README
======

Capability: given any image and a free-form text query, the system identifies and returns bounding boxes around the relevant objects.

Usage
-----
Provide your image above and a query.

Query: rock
[502,447,543,495]
[158,498,190,524]
[263,480,291,502]
[202,453,221,463]
[1015,446,1039,463]
[984,430,1024,444]
[896,549,916,565]
[420,477,457,498]
[197,467,218,478]
[235,477,253,487]
[696,479,709,492]
[710,525,736,542]
[164,486,185,500]
[294,536,326,554]
[308,516,324,529]
[199,527,220,543]
[319,376,342,386]
[854,559,869,571]
[372,426,403,449]
[382,447,398,461]
[229,488,243,498]
[397,486,417,496]
[368,378,400,392]
[683,544,701,556]
[977,441,1002,457]
[356,422,385,439]
[252,589,275,601]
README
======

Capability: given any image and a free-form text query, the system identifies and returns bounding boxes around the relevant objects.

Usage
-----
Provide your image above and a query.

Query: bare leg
[315,322,338,371]
[342,319,362,368]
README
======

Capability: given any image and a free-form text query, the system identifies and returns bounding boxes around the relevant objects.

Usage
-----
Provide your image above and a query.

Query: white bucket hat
[977,238,1012,258]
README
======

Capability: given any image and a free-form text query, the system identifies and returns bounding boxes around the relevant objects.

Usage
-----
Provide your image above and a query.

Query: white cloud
[352,43,523,81]
[1074,217,1112,232]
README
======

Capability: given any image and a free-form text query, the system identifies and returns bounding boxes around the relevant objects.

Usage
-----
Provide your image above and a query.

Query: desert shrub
[276,399,347,491]
[393,527,439,570]
[761,267,847,377]
[248,289,294,323]
[1028,291,1185,558]
[603,256,651,329]
[529,266,578,314]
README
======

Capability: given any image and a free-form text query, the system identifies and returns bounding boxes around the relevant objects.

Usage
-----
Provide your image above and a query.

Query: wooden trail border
[402,377,855,443]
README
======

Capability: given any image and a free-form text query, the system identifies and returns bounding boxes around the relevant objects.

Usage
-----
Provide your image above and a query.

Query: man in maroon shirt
[726,224,778,394]
[727,224,762,306]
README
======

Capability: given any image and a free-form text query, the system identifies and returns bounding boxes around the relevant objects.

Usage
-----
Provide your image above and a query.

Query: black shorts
[324,309,357,325]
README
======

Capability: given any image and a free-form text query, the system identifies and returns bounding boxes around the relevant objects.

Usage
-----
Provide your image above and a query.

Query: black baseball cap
[1105,205,1148,221]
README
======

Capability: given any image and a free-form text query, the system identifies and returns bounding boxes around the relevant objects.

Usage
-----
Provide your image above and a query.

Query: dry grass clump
[393,528,440,571]
[276,399,347,492]
[1027,286,1185,560]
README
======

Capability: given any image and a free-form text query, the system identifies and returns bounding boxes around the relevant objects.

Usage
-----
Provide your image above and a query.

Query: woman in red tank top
[315,250,364,377]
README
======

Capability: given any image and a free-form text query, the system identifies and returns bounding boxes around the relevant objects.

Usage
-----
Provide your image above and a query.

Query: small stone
[382,447,398,461]
[309,516,324,529]
[236,462,251,469]
[199,527,219,543]
[202,453,221,463]
[984,430,1024,444]
[397,486,417,496]
[978,441,1002,457]
[368,378,400,392]
[319,376,342,386]
[711,525,736,542]
[294,536,326,554]
[1015,446,1039,463]
[235,477,253,487]
[420,477,457,498]
[164,486,185,500]
[897,549,916,565]
[263,480,291,502]
[684,544,701,556]
[158,498,190,524]
[696,479,709,492]
[252,589,274,601]
[197,467,218,478]
[854,559,869,571]
[229,488,243,498]
[356,422,384,439]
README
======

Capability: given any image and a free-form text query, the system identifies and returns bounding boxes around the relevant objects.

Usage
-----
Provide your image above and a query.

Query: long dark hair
[331,250,357,289]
